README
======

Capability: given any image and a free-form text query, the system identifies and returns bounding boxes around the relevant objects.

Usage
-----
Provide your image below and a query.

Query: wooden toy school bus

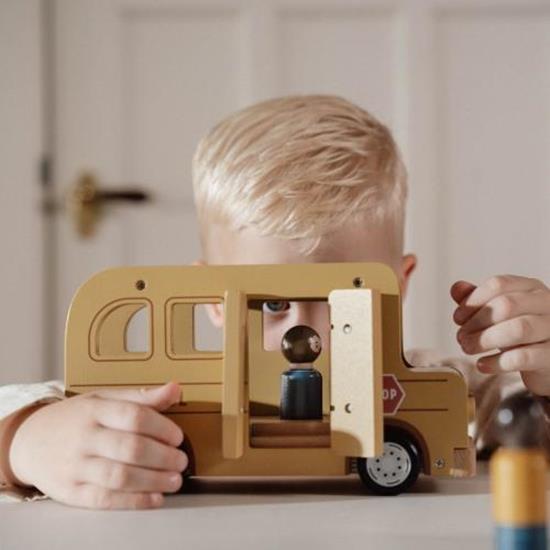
[65,262,476,495]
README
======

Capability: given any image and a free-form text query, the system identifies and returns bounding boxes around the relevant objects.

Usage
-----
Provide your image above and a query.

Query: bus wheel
[178,475,199,494]
[357,430,420,496]
[177,436,197,494]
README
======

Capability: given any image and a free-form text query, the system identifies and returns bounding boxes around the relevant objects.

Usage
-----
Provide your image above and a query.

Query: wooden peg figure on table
[490,392,548,550]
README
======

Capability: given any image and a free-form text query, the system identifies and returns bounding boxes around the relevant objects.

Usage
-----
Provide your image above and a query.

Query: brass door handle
[68,172,151,237]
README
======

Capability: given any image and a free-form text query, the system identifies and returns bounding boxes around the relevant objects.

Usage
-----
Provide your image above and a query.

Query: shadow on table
[163,465,490,509]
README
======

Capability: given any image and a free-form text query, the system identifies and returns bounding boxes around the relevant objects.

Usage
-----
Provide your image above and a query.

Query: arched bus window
[126,305,149,352]
[166,298,224,359]
[89,299,153,361]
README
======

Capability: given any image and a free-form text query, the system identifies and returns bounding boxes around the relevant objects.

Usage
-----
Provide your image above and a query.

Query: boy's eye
[263,301,290,313]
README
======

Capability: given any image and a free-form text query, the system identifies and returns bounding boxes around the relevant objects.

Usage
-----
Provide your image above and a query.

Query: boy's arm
[0,404,50,487]
[0,381,65,499]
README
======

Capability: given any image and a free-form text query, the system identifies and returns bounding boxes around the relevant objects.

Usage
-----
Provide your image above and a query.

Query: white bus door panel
[328,289,383,458]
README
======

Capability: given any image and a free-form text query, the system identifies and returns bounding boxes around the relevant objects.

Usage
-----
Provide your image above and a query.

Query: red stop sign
[383,374,405,415]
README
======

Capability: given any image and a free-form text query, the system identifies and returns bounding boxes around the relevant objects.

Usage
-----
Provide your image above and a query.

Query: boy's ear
[398,254,417,299]
[192,259,225,327]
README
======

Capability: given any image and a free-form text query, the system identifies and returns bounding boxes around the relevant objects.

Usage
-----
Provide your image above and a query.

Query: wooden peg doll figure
[490,392,547,550]
[279,325,323,420]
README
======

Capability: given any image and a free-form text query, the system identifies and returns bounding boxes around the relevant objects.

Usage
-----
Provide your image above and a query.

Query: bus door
[328,289,383,458]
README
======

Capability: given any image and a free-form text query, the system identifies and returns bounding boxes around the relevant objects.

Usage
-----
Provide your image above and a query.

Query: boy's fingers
[450,281,477,325]
[458,290,550,336]
[450,280,477,305]
[90,382,181,411]
[457,314,550,355]
[92,399,183,447]
[453,275,543,325]
[476,342,550,374]
[72,484,164,510]
[90,427,188,472]
[79,457,182,494]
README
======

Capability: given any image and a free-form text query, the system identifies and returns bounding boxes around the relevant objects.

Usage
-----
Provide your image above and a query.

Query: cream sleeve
[0,380,65,503]
[0,380,65,419]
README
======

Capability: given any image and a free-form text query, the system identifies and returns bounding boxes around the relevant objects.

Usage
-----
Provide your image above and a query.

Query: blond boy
[1,95,550,509]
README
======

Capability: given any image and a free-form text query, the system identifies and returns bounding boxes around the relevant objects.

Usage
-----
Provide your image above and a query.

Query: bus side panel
[381,363,471,477]
[168,413,347,477]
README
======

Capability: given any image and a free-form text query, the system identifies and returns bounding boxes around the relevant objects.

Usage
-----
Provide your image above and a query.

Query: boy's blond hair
[192,95,407,257]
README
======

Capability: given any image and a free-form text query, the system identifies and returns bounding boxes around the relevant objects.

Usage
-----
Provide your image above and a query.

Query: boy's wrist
[0,403,47,488]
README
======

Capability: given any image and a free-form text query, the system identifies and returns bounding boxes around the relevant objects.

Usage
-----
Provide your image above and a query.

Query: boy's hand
[8,382,187,509]
[451,275,550,396]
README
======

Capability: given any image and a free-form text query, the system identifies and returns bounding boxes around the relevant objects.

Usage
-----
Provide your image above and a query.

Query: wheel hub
[366,441,412,487]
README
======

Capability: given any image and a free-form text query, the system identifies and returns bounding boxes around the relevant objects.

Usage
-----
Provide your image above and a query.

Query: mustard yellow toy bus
[64,262,475,495]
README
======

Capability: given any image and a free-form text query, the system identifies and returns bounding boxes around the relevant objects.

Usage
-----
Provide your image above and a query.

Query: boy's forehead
[204,220,399,267]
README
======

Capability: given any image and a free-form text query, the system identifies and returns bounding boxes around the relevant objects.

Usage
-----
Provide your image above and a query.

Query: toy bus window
[167,299,224,358]
[126,305,149,353]
[194,303,223,351]
[90,300,152,360]
[262,299,329,351]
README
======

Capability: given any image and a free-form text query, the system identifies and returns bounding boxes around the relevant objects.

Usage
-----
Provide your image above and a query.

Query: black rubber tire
[175,435,197,493]
[357,428,421,496]
[177,475,199,494]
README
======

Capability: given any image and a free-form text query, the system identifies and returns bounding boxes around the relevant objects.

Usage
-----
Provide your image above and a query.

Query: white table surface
[0,463,543,550]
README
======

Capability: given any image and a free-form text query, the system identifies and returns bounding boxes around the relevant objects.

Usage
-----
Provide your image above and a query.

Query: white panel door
[0,0,44,384]
[50,0,550,380]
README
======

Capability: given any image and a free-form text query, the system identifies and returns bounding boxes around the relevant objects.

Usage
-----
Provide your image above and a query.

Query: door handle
[68,171,151,237]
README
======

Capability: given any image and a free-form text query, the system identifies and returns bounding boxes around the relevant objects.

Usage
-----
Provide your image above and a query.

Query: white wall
[2,0,550,382]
